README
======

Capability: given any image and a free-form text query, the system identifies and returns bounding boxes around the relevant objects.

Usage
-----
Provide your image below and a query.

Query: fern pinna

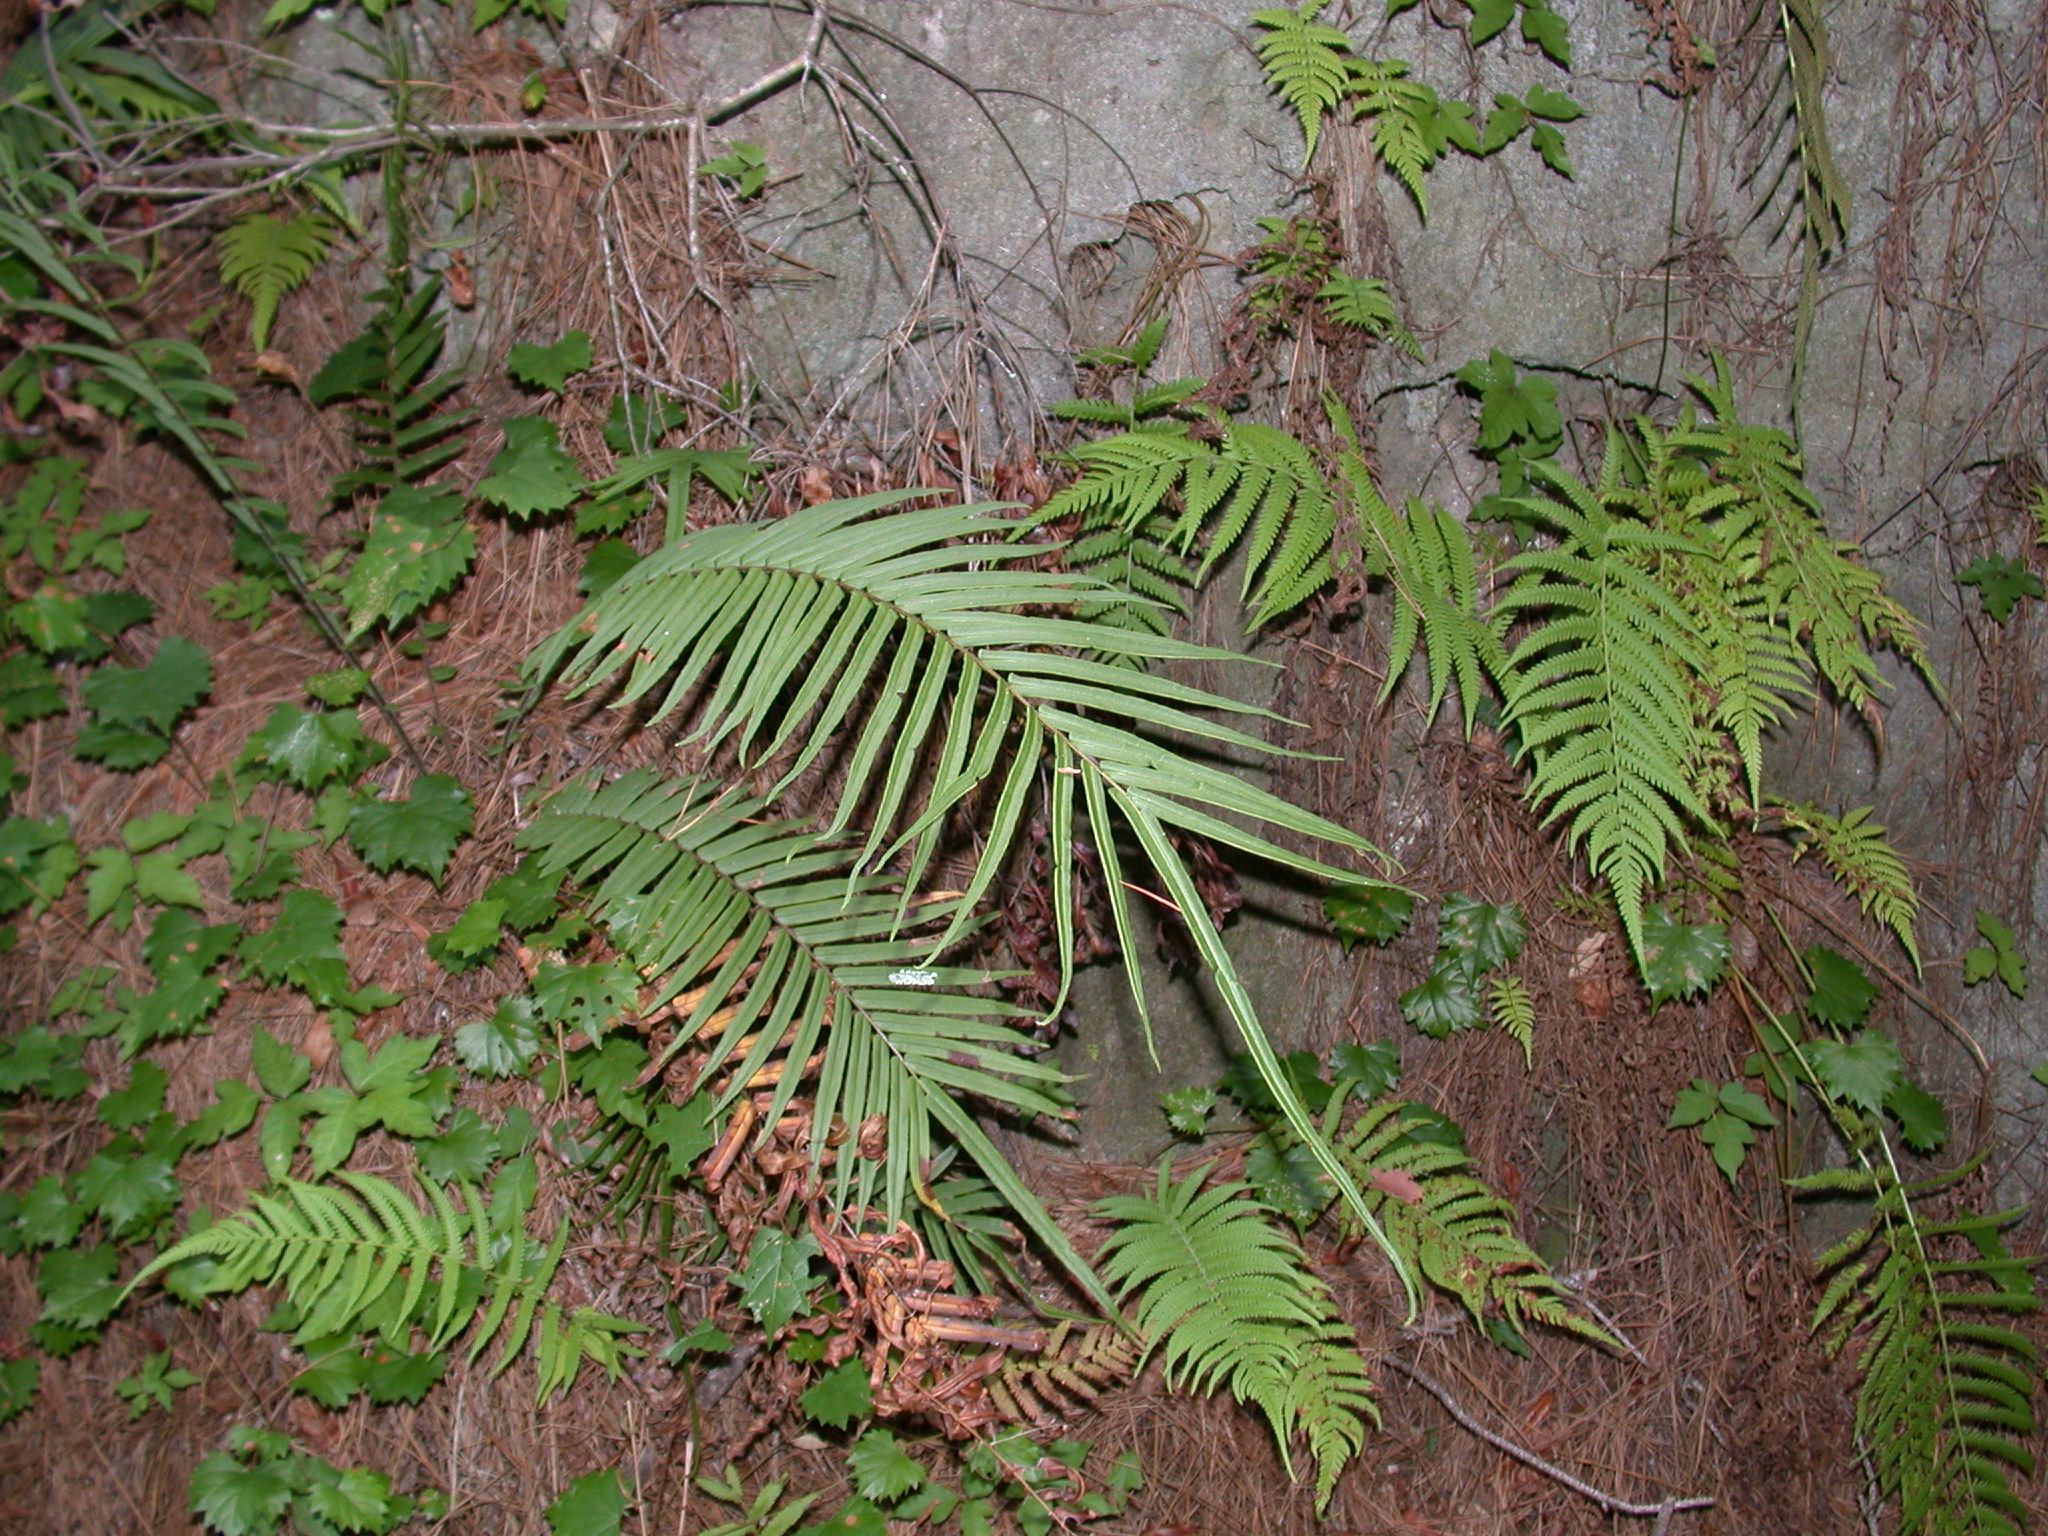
[1095,1162,1376,1511]
[1797,1162,2041,1536]
[123,1172,643,1405]
[529,489,1419,1308]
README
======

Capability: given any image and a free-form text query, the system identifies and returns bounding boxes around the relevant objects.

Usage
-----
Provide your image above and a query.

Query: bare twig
[1384,1354,1715,1524]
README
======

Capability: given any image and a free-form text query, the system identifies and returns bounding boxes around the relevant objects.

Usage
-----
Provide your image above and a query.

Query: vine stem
[1384,1355,1715,1524]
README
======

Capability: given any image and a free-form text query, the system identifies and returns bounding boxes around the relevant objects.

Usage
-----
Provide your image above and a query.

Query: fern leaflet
[1095,1162,1377,1509]
[1495,456,1715,964]
[1777,801,1922,975]
[1338,1101,1613,1346]
[123,1172,643,1405]
[1250,2,1356,162]
[1348,58,1445,217]
[217,211,334,351]
[1797,1165,2040,1536]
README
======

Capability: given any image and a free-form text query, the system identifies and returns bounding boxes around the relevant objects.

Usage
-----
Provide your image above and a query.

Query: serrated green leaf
[647,1097,714,1178]
[1956,555,2043,622]
[507,331,593,394]
[190,1448,293,1536]
[1159,1085,1216,1138]
[76,1143,180,1235]
[0,1357,39,1427]
[117,1348,199,1419]
[800,1358,873,1429]
[1963,908,2027,998]
[83,636,212,734]
[1326,882,1414,948]
[302,1465,402,1532]
[1805,946,1877,1026]
[99,1059,169,1128]
[1882,1078,1947,1152]
[478,416,584,519]
[187,1080,261,1149]
[39,1242,124,1329]
[737,1228,821,1335]
[347,774,473,883]
[415,1108,498,1182]
[240,704,386,792]
[1640,907,1729,1004]
[847,1430,924,1502]
[453,997,542,1078]
[1437,894,1526,969]
[428,897,504,972]
[1399,956,1484,1037]
[343,487,476,637]
[1809,1029,1901,1116]
[547,1469,627,1536]
[252,1026,313,1098]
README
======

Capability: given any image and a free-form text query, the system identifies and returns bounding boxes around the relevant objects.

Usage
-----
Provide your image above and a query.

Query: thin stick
[1384,1355,1715,1523]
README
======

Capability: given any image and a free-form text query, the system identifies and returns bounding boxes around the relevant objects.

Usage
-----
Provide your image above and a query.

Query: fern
[1331,413,1499,729]
[1777,801,1922,974]
[1347,58,1445,217]
[123,1172,643,1405]
[1486,973,1536,1066]
[218,211,334,351]
[522,769,1091,1295]
[1495,455,1716,964]
[1797,1164,2040,1535]
[1315,273,1421,356]
[1095,1162,1377,1509]
[308,276,474,501]
[1037,404,1337,627]
[1249,2,1357,162]
[533,490,1417,1310]
[1338,1101,1613,1347]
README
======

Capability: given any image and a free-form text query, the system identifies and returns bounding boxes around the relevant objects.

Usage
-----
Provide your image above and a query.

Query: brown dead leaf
[1370,1167,1425,1205]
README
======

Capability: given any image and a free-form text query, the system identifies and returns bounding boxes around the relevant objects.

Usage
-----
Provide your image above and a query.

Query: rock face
[301,0,2046,1159]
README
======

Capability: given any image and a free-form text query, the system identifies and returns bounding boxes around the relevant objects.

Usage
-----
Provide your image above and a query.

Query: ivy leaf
[1717,1081,1777,1129]
[453,996,543,1078]
[572,1036,650,1125]
[1963,909,2027,998]
[190,1449,293,1536]
[82,636,212,733]
[1808,1029,1902,1116]
[1479,92,1527,154]
[17,1176,86,1248]
[117,1349,199,1419]
[1956,554,2043,622]
[533,959,638,1038]
[1437,894,1526,969]
[415,1107,498,1182]
[252,1025,312,1098]
[348,774,473,883]
[99,1059,169,1128]
[242,889,349,1001]
[133,851,204,909]
[546,1469,628,1536]
[478,416,585,520]
[1466,0,1516,45]
[796,1497,886,1536]
[1667,1079,1719,1129]
[579,538,641,598]
[1522,83,1583,122]
[363,1348,446,1405]
[1529,123,1573,177]
[847,1430,924,1502]
[0,1357,38,1427]
[75,1142,180,1236]
[428,897,505,972]
[342,486,476,638]
[12,582,91,652]
[1639,907,1728,1004]
[241,704,386,792]
[1399,957,1485,1037]
[0,653,64,726]
[801,1358,873,1429]
[1454,352,1562,454]
[291,1342,372,1408]
[737,1228,822,1335]
[1883,1077,1947,1153]
[1520,2,1571,64]
[1325,882,1414,948]
[1159,1085,1216,1138]
[1804,946,1877,1027]
[507,331,593,394]
[186,1080,261,1149]
[305,668,371,707]
[38,1242,124,1329]
[303,1466,402,1533]
[1245,1134,1334,1228]
[646,1097,714,1178]
[74,720,175,770]
[1329,1040,1401,1099]
[1697,1111,1757,1182]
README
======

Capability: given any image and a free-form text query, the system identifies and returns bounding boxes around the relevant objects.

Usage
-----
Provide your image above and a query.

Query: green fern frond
[1348,59,1445,217]
[122,1172,642,1405]
[1315,273,1423,357]
[217,211,334,351]
[1799,1176,2041,1535]
[1495,459,1716,964]
[1250,3,1356,162]
[533,490,1417,1312]
[308,277,474,500]
[1339,1102,1614,1347]
[522,769,1093,1298]
[1486,974,1535,1066]
[1777,801,1922,975]
[1095,1162,1377,1509]
[1337,439,1500,730]
[1038,413,1339,628]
